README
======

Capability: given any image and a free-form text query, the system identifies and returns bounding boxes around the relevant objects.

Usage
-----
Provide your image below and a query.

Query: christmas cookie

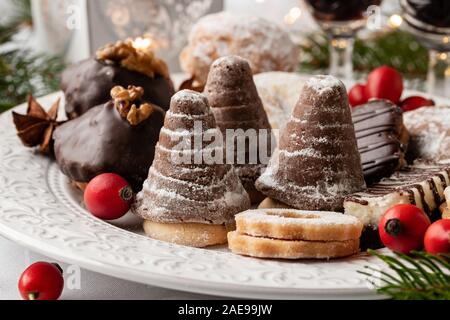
[180,12,299,89]
[228,208,362,260]
[257,197,292,209]
[228,232,360,260]
[235,209,363,241]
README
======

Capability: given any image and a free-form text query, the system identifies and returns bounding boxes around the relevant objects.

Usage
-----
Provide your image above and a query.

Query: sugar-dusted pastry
[352,99,409,184]
[253,72,306,130]
[403,106,450,162]
[180,12,299,89]
[256,75,366,211]
[345,162,450,248]
[54,86,165,191]
[61,38,175,118]
[132,90,251,247]
[228,209,362,259]
[205,56,273,204]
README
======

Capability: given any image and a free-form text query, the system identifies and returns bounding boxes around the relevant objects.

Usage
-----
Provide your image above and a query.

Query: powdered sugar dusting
[305,75,344,94]
[237,209,361,226]
[172,89,209,107]
[403,105,450,161]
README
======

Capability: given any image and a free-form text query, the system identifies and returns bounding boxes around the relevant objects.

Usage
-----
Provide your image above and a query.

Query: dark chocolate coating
[53,101,165,191]
[352,99,407,185]
[61,58,174,118]
[359,226,383,251]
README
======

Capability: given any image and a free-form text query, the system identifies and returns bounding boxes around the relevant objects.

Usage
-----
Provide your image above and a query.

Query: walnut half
[110,86,154,125]
[96,38,170,80]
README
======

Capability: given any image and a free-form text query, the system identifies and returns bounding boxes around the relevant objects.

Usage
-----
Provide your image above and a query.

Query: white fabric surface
[0,235,216,300]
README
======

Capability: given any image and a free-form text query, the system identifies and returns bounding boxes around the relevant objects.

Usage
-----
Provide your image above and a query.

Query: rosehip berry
[424,219,450,255]
[379,204,431,254]
[84,173,133,220]
[400,95,435,112]
[348,83,368,107]
[366,66,404,104]
[18,262,64,300]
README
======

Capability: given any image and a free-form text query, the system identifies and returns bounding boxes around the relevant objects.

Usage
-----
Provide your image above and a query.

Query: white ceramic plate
[0,90,445,300]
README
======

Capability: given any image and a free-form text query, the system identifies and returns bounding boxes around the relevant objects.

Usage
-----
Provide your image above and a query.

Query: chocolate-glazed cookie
[54,86,165,191]
[352,99,409,185]
[61,38,175,119]
[256,75,366,211]
[205,56,274,204]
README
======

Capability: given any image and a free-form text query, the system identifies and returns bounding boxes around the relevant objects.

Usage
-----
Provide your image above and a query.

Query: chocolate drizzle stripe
[352,106,399,123]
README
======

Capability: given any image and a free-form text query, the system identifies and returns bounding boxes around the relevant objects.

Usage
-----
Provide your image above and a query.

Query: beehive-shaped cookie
[256,75,365,211]
[205,55,273,203]
[133,90,250,225]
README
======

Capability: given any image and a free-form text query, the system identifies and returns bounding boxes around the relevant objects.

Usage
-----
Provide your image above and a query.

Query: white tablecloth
[0,236,216,300]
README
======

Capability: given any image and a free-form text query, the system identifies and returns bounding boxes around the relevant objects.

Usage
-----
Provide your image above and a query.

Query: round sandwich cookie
[235,209,363,242]
[227,232,360,260]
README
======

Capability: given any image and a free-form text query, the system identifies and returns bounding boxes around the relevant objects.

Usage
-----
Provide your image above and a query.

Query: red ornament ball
[424,219,450,255]
[378,204,431,254]
[400,95,435,112]
[365,66,404,104]
[84,173,133,220]
[348,83,368,107]
[18,262,64,300]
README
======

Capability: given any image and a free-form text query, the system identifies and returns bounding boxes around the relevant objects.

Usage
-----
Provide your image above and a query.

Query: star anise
[12,95,65,156]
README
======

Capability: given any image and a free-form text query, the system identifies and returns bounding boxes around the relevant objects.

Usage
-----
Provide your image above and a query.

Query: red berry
[348,83,368,107]
[18,262,64,300]
[366,66,404,104]
[424,219,450,255]
[400,95,435,112]
[378,204,431,254]
[84,173,133,220]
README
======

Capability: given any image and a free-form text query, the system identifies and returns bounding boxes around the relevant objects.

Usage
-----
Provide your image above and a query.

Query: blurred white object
[30,0,222,71]
[224,0,319,42]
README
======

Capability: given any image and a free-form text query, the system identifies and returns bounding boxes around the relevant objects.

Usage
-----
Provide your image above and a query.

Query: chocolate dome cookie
[256,75,366,211]
[132,90,251,247]
[61,38,175,119]
[205,56,274,204]
[54,86,165,191]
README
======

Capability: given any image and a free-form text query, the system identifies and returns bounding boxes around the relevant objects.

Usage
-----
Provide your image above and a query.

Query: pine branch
[360,250,450,300]
[299,30,429,79]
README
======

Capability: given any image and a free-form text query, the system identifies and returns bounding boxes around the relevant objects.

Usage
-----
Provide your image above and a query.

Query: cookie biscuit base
[258,197,292,209]
[228,232,359,259]
[143,220,231,248]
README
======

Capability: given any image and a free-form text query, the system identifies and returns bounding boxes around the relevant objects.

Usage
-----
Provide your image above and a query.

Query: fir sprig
[0,0,65,112]
[299,30,429,79]
[360,250,450,300]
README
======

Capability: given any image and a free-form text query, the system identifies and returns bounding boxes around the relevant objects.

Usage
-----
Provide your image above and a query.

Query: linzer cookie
[403,106,450,162]
[256,75,366,211]
[132,90,251,248]
[352,99,409,184]
[205,56,273,204]
[235,209,363,241]
[228,209,362,259]
[54,86,165,192]
[344,162,450,248]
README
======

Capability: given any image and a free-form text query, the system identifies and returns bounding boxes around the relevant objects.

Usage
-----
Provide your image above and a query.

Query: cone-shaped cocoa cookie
[132,90,251,247]
[205,56,273,204]
[256,75,366,211]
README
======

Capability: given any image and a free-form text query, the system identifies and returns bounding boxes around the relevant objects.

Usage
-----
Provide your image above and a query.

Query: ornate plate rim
[2,87,444,300]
